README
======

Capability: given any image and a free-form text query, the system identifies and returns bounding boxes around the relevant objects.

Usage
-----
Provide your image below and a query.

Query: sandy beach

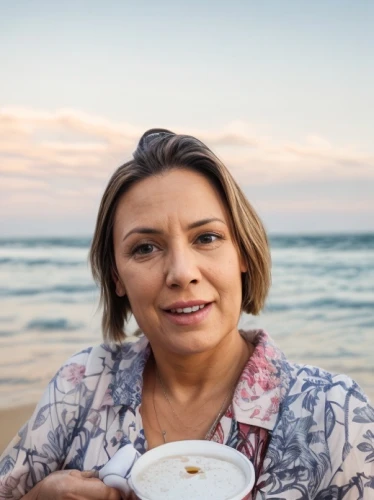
[0,404,35,455]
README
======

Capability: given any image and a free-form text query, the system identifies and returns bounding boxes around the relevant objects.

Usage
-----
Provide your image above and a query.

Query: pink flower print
[253,354,269,371]
[60,363,86,386]
[240,387,251,403]
[262,396,281,422]
[250,408,261,419]
[243,371,256,388]
[256,373,278,392]
[269,395,280,412]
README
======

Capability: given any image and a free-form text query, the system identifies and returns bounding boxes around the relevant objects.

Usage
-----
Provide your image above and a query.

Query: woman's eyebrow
[187,217,226,229]
[123,227,161,241]
[122,217,226,242]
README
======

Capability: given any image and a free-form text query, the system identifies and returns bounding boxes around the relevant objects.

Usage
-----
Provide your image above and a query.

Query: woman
[0,129,373,499]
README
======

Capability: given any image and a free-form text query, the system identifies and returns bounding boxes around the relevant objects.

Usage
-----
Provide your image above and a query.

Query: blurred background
[0,0,373,433]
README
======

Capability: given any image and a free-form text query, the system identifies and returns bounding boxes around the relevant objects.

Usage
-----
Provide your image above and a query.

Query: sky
[1,0,373,236]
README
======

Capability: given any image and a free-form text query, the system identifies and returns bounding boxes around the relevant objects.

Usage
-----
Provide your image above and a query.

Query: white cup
[129,440,255,500]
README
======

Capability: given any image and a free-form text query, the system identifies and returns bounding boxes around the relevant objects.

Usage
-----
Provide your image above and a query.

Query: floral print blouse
[0,330,373,499]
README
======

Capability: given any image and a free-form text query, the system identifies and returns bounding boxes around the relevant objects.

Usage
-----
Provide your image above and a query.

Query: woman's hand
[23,470,137,499]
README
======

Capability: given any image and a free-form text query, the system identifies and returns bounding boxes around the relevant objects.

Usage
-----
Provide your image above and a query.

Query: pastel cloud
[1,108,373,181]
[1,107,373,225]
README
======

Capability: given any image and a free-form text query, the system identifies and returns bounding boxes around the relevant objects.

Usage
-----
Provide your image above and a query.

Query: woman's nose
[165,247,201,289]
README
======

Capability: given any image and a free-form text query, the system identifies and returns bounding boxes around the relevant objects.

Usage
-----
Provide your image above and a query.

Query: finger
[80,470,100,479]
[69,469,84,478]
[102,475,133,498]
[67,471,121,499]
[81,480,121,500]
[121,491,138,500]
[69,470,102,482]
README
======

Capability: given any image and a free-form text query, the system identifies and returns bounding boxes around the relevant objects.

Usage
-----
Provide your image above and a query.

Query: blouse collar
[231,330,289,431]
[110,329,290,432]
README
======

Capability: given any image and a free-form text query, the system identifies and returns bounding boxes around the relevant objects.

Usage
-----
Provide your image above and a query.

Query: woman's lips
[163,302,212,326]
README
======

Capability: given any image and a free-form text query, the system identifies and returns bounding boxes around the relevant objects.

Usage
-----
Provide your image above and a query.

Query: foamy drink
[135,454,246,500]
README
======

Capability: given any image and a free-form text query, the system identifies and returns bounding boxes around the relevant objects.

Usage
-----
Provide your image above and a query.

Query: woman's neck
[150,330,253,406]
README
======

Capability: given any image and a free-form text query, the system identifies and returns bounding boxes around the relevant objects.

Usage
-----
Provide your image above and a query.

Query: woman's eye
[133,243,155,255]
[196,233,219,244]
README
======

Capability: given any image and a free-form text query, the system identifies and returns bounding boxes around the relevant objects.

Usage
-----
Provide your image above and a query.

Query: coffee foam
[135,454,246,500]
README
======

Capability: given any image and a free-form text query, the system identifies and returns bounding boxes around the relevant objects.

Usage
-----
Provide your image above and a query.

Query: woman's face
[113,168,246,356]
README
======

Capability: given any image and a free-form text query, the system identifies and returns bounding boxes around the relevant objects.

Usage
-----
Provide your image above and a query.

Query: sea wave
[298,348,361,359]
[0,237,91,248]
[0,377,43,385]
[267,297,374,312]
[269,233,374,250]
[0,258,84,267]
[0,284,97,297]
[0,330,17,337]
[26,318,83,331]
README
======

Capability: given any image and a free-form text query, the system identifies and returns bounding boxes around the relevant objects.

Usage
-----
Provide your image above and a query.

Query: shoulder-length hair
[90,128,271,342]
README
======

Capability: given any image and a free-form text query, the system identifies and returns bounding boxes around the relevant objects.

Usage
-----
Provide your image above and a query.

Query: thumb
[69,470,100,479]
[80,470,100,479]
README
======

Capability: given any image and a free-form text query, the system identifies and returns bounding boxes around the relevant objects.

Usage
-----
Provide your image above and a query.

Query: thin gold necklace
[154,369,233,443]
[152,376,168,443]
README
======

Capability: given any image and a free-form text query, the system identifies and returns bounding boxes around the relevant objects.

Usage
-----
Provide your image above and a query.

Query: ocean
[0,234,373,408]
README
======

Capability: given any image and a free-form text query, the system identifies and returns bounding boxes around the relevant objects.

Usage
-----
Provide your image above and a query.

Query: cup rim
[129,440,255,500]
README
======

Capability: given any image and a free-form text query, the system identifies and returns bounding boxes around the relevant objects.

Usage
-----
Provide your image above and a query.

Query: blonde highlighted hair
[90,129,271,342]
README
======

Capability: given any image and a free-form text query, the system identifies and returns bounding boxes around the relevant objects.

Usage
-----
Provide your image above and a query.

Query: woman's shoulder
[42,335,150,411]
[266,361,374,496]
[280,360,373,448]
[285,360,370,404]
[242,329,371,411]
[59,335,150,377]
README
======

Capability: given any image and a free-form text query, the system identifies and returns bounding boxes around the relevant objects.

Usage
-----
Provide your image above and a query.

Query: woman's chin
[158,332,222,357]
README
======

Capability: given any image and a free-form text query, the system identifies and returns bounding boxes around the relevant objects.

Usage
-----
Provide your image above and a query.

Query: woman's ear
[112,269,126,297]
